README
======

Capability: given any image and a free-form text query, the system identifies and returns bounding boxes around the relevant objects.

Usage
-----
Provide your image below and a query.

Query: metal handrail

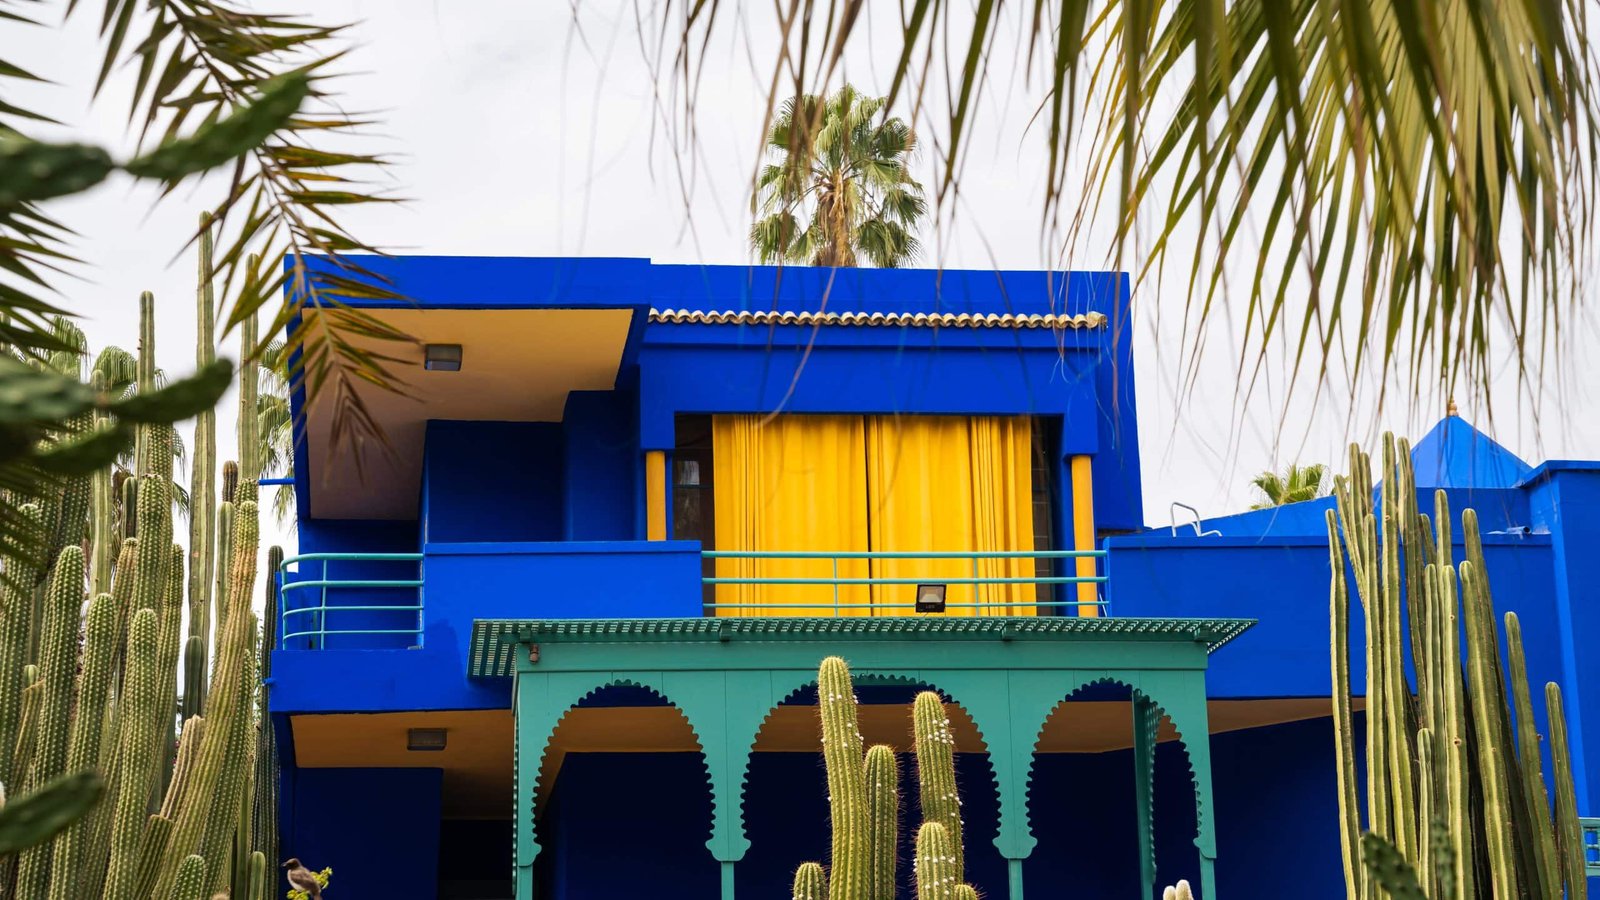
[702,548,1107,616]
[278,552,425,648]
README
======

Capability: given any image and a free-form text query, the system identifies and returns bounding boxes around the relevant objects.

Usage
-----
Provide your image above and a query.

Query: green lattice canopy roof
[467,616,1255,678]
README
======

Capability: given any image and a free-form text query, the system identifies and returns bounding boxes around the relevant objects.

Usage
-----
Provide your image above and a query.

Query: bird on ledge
[282,859,322,899]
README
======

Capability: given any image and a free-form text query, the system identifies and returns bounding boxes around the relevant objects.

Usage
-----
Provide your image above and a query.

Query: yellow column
[645,450,667,541]
[1069,454,1098,616]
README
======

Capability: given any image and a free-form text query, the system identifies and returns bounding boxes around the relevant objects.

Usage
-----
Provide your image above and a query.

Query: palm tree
[653,5,1594,402]
[258,340,296,527]
[1249,463,1329,509]
[750,84,927,268]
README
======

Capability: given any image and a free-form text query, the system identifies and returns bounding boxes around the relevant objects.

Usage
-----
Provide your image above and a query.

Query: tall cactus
[1329,437,1589,900]
[154,499,259,895]
[252,546,283,868]
[0,504,44,790]
[912,692,962,880]
[170,853,207,900]
[865,744,898,899]
[818,656,870,900]
[793,862,829,900]
[44,593,117,900]
[102,608,161,900]
[15,546,86,898]
[186,213,219,720]
[912,823,957,900]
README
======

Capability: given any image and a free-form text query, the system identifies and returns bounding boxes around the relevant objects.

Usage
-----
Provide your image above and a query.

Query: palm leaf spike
[101,608,161,900]
[792,862,827,900]
[0,772,104,857]
[913,691,963,880]
[44,593,118,900]
[14,546,86,896]
[0,504,45,789]
[1326,507,1363,900]
[817,656,869,900]
[913,821,958,900]
[153,499,259,894]
[1504,612,1561,895]
[1546,684,1587,900]
[864,744,898,899]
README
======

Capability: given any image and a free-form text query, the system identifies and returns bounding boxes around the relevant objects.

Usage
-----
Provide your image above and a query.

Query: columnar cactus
[1330,437,1590,899]
[1548,684,1585,898]
[186,213,218,717]
[818,656,869,900]
[864,744,898,899]
[15,546,87,897]
[0,505,45,789]
[248,849,267,900]
[912,692,962,879]
[793,861,828,900]
[170,852,207,900]
[912,822,957,900]
[154,499,259,895]
[252,546,284,867]
[44,593,118,900]
[102,608,161,900]
[155,542,186,802]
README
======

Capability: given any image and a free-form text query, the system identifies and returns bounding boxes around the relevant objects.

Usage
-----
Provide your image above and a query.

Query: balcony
[276,545,1108,651]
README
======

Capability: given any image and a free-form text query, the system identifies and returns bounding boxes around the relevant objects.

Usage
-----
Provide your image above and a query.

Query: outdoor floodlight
[424,344,463,371]
[915,583,947,614]
[407,728,448,751]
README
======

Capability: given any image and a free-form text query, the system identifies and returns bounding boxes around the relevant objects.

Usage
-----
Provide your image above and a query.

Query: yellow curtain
[866,416,1036,615]
[711,415,871,616]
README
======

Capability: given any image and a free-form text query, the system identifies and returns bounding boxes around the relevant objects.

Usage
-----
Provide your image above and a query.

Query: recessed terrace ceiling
[301,307,634,520]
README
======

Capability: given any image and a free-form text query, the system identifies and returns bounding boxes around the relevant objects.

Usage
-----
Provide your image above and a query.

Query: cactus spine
[793,861,828,900]
[102,608,160,900]
[1330,437,1589,900]
[912,822,957,900]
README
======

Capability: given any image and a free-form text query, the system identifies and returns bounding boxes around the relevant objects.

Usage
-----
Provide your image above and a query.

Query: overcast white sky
[10,1,1599,559]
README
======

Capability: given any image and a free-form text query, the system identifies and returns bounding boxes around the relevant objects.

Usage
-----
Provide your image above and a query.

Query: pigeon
[282,858,322,899]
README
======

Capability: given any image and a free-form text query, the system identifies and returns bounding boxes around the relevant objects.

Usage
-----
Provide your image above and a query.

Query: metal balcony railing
[278,552,425,649]
[701,549,1107,615]
[1582,817,1600,876]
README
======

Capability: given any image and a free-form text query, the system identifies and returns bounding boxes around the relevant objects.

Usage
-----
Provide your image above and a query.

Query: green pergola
[468,616,1255,900]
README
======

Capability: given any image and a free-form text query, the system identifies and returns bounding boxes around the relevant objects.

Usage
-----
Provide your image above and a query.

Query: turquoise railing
[701,549,1107,615]
[278,552,425,648]
[1582,816,1600,875]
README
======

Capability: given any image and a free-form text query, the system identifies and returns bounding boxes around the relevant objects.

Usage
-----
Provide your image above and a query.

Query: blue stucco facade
[270,257,1600,899]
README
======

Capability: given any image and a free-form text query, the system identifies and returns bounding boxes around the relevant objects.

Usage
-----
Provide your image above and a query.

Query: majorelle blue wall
[274,259,1143,716]
[531,715,1357,899]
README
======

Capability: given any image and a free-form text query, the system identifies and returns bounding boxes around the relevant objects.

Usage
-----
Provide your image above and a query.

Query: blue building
[269,257,1600,899]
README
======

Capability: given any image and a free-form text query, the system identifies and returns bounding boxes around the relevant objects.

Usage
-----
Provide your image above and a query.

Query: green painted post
[1133,694,1158,899]
[719,861,735,900]
[1006,858,1024,900]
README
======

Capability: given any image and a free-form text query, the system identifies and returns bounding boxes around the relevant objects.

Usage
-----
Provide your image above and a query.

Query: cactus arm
[864,745,898,900]
[0,505,45,790]
[1458,561,1519,898]
[792,862,828,900]
[131,814,175,899]
[153,500,259,895]
[952,886,978,900]
[187,212,218,718]
[913,822,958,900]
[102,609,162,900]
[912,691,963,881]
[44,593,118,900]
[248,850,266,900]
[1546,684,1587,900]
[1504,612,1561,895]
[16,547,87,896]
[818,657,869,900]
[170,853,208,900]
[1328,508,1363,900]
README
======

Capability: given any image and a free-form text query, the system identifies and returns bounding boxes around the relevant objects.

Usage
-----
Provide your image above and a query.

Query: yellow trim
[1070,454,1098,616]
[645,450,667,541]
